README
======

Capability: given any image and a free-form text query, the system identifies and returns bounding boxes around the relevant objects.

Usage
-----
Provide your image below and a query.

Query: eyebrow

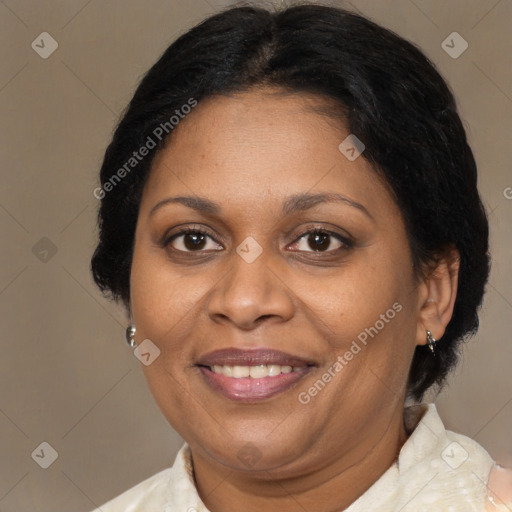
[148,192,373,220]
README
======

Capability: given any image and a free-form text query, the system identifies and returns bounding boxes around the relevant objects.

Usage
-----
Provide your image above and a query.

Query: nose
[207,251,295,331]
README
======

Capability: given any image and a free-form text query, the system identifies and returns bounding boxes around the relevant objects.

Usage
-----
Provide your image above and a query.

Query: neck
[191,401,410,512]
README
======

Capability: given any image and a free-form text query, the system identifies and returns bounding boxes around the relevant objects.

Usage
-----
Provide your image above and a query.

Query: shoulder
[485,463,512,511]
[88,466,173,512]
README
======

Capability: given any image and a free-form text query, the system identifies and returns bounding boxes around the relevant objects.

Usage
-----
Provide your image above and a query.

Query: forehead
[150,87,347,167]
[141,88,395,221]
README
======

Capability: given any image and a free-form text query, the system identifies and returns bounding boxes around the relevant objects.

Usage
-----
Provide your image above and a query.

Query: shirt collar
[164,403,495,511]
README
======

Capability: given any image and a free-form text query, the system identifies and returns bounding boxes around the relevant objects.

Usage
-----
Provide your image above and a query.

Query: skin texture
[129,87,459,512]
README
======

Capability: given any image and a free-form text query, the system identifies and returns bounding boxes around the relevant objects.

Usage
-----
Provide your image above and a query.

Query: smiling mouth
[196,363,315,402]
[195,347,316,402]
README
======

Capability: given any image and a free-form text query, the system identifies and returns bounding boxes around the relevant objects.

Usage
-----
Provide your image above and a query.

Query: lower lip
[198,366,313,402]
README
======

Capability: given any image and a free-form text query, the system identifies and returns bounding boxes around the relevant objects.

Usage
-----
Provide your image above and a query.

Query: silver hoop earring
[126,324,136,348]
[426,330,437,356]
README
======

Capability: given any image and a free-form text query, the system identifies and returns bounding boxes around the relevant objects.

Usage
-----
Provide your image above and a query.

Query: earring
[126,324,137,348]
[426,330,437,356]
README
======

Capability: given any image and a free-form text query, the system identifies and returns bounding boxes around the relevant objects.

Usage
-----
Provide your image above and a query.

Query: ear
[416,246,460,346]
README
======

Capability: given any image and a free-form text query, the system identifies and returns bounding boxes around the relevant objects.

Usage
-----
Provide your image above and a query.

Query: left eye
[290,229,350,253]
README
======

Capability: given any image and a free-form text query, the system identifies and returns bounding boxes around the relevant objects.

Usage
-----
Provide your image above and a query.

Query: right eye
[164,227,224,253]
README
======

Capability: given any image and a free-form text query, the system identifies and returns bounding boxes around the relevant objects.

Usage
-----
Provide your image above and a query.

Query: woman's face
[130,88,427,477]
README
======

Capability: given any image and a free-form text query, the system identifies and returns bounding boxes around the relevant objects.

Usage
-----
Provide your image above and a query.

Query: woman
[89,3,511,511]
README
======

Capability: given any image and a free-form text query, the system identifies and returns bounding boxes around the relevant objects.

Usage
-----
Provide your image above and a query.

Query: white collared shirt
[90,403,512,511]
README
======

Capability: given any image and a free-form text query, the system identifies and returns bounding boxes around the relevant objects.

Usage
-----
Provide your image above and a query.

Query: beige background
[0,0,511,510]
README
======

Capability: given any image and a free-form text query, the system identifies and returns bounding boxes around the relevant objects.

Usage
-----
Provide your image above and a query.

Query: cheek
[318,252,417,392]
[130,246,202,418]
[129,243,228,387]
[312,256,408,339]
[130,242,199,337]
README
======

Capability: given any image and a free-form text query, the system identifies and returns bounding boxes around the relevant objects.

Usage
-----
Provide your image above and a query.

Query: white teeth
[268,364,281,376]
[210,364,303,378]
[232,365,250,378]
[249,365,268,378]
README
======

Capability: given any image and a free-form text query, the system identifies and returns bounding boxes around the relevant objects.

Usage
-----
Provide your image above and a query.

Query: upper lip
[196,348,316,368]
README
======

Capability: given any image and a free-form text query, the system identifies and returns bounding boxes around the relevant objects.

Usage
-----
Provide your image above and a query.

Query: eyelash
[162,225,353,255]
